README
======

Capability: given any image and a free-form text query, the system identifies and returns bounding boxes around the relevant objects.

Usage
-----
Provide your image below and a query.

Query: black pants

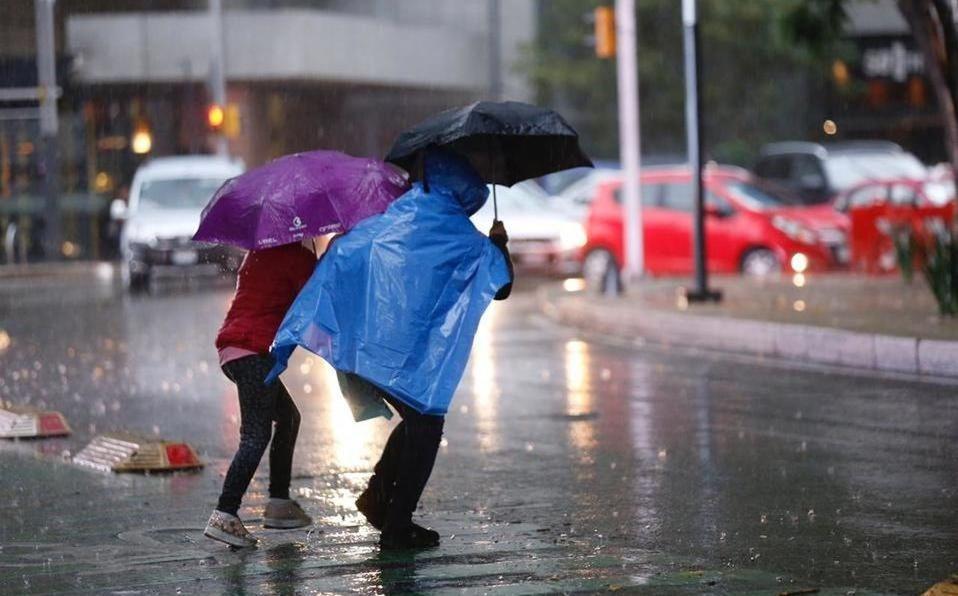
[355,377,445,529]
[217,355,301,516]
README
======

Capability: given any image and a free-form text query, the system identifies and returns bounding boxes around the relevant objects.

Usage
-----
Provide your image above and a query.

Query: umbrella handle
[492,183,498,221]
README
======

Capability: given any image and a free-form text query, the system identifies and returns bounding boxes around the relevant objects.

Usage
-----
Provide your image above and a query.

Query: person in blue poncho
[268,149,513,549]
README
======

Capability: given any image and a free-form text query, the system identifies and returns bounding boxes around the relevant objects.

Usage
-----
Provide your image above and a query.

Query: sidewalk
[541,275,958,378]
[0,260,114,281]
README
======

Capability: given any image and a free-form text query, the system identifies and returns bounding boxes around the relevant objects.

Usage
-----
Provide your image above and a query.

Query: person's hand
[489,220,508,246]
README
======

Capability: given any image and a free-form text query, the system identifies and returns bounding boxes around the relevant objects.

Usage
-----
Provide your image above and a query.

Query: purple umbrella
[193,150,409,250]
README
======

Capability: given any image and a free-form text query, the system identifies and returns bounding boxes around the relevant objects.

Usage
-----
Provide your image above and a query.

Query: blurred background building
[0,0,943,262]
[833,0,940,162]
[0,0,534,260]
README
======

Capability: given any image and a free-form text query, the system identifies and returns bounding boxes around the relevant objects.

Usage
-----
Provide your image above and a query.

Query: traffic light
[207,103,225,131]
[595,5,615,59]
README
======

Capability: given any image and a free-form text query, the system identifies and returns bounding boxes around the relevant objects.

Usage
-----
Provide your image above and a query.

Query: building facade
[830,0,943,162]
[0,0,535,259]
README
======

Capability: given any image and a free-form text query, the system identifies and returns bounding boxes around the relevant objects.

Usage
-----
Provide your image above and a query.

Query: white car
[471,182,586,276]
[112,155,245,292]
[551,168,622,218]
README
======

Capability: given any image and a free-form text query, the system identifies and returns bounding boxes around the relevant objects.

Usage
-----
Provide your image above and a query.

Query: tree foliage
[521,1,836,165]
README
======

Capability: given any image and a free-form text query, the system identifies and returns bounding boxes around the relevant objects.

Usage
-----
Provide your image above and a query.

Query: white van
[112,155,245,292]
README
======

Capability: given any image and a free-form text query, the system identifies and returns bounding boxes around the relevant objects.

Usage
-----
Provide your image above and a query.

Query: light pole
[682,0,721,303]
[35,0,61,259]
[209,0,228,157]
[488,0,502,100]
[615,0,644,282]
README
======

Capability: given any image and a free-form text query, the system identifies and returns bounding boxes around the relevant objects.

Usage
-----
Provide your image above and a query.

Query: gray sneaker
[204,510,258,548]
[263,498,313,529]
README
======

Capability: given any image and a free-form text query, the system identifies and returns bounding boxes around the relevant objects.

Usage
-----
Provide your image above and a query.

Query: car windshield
[822,153,927,192]
[474,182,550,216]
[723,179,799,210]
[138,177,226,210]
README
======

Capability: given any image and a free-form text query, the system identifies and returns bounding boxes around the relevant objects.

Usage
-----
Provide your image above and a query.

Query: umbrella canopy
[385,101,593,187]
[193,150,409,250]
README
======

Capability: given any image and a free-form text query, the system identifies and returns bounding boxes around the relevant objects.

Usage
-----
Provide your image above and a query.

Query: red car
[581,166,850,284]
[834,177,955,212]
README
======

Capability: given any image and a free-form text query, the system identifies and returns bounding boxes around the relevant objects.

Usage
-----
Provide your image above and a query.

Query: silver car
[112,156,245,292]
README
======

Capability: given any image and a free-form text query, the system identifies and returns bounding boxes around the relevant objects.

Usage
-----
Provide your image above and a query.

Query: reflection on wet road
[0,276,956,594]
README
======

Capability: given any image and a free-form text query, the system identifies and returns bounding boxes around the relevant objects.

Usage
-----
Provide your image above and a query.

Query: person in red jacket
[203,240,316,548]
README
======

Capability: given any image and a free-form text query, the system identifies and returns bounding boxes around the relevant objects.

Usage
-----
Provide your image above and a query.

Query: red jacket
[216,243,316,354]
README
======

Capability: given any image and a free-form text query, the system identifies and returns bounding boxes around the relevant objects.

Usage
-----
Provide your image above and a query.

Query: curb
[0,261,115,281]
[540,287,958,379]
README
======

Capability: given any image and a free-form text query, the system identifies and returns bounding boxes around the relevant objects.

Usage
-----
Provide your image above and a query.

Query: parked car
[754,141,927,205]
[581,166,850,285]
[112,155,245,292]
[471,181,585,276]
[536,159,620,196]
[550,168,622,218]
[834,177,955,212]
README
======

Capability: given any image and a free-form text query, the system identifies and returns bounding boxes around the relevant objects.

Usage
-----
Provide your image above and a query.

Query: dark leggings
[217,355,301,516]
[367,391,445,529]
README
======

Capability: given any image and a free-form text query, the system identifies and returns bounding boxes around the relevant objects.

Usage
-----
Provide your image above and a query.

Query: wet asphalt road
[0,272,956,595]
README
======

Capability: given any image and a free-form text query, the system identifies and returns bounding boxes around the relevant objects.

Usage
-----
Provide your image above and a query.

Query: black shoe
[379,523,441,550]
[356,488,386,530]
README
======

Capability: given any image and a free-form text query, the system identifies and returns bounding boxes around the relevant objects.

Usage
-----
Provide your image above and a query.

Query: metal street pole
[615,0,644,282]
[682,0,721,303]
[488,0,502,100]
[209,0,228,157]
[35,0,61,260]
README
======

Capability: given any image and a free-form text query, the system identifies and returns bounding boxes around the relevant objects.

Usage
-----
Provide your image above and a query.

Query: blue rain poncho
[266,151,511,416]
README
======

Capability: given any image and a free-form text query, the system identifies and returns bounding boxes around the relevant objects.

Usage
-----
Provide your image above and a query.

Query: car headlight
[558,223,587,250]
[772,216,817,245]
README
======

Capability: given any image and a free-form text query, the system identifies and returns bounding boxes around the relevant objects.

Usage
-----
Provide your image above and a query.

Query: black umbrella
[385,101,593,218]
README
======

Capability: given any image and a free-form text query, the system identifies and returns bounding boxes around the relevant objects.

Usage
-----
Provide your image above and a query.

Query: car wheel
[583,249,622,295]
[741,248,780,277]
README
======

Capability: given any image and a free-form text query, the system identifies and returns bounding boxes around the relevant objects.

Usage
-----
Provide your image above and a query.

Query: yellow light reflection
[471,302,500,453]
[563,277,586,292]
[792,273,806,288]
[565,340,596,454]
[316,360,381,472]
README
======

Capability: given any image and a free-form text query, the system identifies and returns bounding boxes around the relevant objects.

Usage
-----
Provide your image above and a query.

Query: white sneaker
[204,510,258,548]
